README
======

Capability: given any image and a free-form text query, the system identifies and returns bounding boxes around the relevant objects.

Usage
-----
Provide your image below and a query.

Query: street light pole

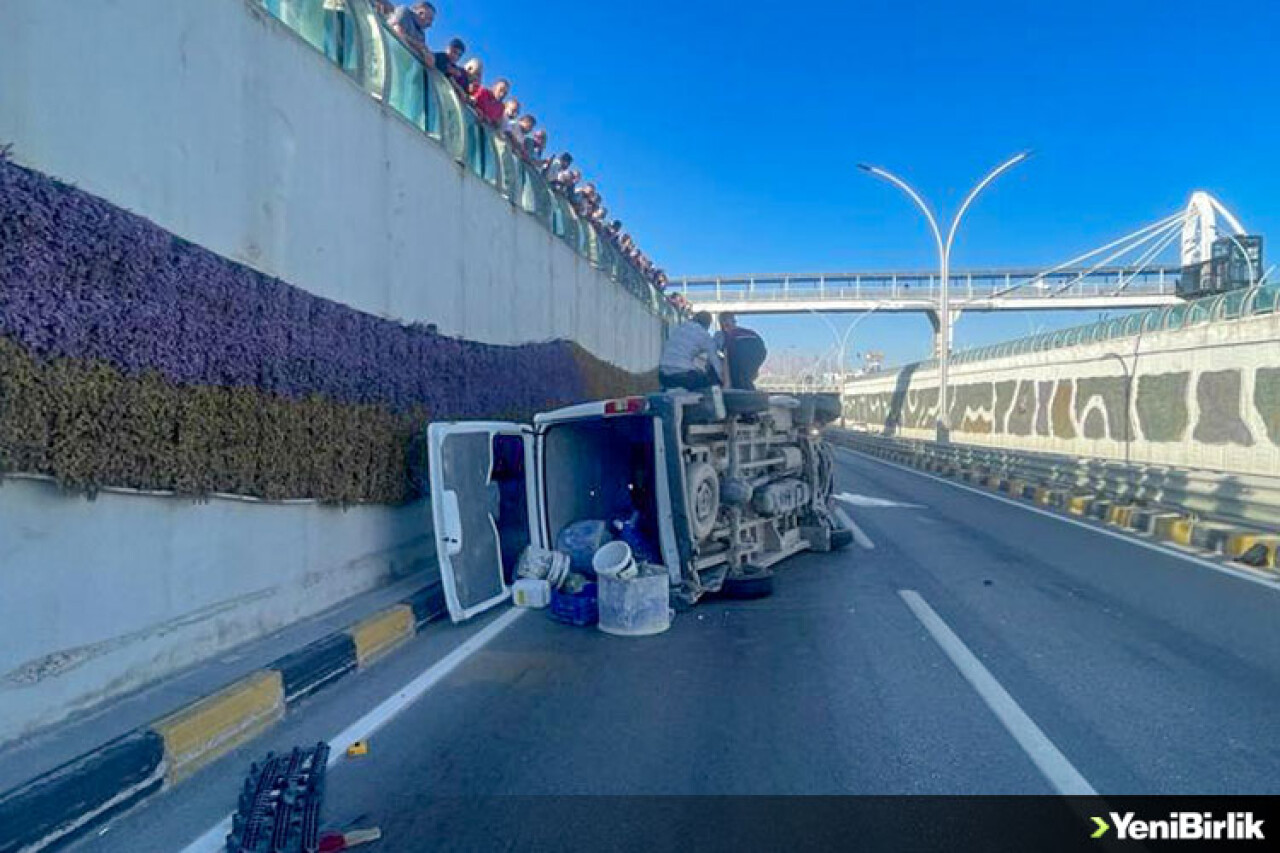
[807,305,883,427]
[858,152,1030,444]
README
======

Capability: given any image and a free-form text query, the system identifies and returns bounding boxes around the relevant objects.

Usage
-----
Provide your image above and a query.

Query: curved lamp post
[858,152,1031,443]
[807,305,884,427]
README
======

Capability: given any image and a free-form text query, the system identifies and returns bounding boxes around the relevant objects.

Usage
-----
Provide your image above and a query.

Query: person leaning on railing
[525,127,547,162]
[463,59,506,126]
[433,36,471,90]
[373,3,663,292]
[385,1,435,62]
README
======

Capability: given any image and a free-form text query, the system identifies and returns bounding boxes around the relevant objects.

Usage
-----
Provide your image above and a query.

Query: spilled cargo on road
[427,389,855,626]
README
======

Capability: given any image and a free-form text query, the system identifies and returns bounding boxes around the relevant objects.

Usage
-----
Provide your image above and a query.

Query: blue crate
[549,583,598,627]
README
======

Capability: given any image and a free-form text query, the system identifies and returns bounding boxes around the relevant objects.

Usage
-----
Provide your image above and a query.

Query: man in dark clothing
[434,37,470,89]
[716,312,767,390]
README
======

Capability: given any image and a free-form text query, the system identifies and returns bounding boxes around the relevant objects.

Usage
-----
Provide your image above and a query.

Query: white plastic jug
[512,578,551,609]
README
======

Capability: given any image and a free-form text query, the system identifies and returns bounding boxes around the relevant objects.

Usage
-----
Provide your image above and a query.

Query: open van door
[428,422,536,623]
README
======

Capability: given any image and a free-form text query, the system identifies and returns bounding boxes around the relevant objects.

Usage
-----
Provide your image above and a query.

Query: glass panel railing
[585,220,601,266]
[1185,301,1213,327]
[1252,286,1280,315]
[494,135,521,201]
[518,162,540,214]
[433,78,466,161]
[561,204,581,249]
[265,0,328,52]
[352,2,387,98]
[260,0,661,317]
[422,66,444,138]
[382,31,426,130]
[1220,290,1247,319]
[463,115,500,185]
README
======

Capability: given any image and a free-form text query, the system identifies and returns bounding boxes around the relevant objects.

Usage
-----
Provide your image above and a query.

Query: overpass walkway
[671,266,1183,315]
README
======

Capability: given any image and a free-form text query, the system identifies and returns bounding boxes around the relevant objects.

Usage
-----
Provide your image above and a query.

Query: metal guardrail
[257,0,676,323]
[831,431,1280,534]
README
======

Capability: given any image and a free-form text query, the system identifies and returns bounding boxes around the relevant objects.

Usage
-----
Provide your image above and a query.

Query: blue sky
[429,0,1279,368]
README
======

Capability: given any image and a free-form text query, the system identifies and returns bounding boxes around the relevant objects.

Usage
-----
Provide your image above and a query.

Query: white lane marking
[833,506,875,550]
[834,491,924,509]
[178,608,527,853]
[899,590,1097,796]
[837,448,1280,594]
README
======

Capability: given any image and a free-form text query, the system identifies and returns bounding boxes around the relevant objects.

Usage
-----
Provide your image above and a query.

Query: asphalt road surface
[71,448,1280,852]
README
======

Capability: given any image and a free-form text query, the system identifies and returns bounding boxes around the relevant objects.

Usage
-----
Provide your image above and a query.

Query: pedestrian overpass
[670,265,1183,315]
[670,192,1260,323]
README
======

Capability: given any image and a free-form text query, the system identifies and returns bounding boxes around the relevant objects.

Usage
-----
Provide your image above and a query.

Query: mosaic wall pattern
[0,156,654,503]
[846,368,1280,449]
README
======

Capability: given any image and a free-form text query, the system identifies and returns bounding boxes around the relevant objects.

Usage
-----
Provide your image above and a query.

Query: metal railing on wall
[258,0,677,324]
[862,284,1280,379]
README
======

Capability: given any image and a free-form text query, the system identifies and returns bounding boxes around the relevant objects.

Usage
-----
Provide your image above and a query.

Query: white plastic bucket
[597,570,671,636]
[591,541,637,580]
[512,578,551,609]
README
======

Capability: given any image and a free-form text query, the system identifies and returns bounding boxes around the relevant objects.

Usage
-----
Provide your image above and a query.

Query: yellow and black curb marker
[0,584,447,852]
[828,431,1279,577]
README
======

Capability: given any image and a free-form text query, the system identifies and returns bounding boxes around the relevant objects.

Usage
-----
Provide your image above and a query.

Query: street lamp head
[856,163,875,173]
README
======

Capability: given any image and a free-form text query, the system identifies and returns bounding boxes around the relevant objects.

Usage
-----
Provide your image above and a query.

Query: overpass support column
[926,310,963,360]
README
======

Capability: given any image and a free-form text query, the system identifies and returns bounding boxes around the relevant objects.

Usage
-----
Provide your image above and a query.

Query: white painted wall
[0,479,433,743]
[0,0,663,372]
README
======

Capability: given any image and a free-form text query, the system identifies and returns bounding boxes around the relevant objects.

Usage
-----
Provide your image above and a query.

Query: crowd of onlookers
[372,1,688,313]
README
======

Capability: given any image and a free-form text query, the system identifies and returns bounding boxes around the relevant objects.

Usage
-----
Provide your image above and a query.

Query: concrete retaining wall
[0,0,662,373]
[843,310,1280,475]
[0,478,433,744]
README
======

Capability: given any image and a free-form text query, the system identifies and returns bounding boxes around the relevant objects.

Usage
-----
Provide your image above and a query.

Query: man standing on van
[659,311,724,390]
[716,312,768,390]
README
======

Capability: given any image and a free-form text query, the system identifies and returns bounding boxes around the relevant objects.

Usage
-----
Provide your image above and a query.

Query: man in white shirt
[659,312,725,390]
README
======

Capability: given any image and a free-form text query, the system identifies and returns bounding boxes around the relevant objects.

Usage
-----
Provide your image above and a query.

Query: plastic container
[512,578,551,609]
[591,541,637,580]
[597,568,672,637]
[556,521,613,576]
[517,546,571,589]
[549,583,599,627]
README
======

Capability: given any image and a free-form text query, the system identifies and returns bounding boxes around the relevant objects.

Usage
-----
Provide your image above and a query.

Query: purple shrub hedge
[0,156,655,502]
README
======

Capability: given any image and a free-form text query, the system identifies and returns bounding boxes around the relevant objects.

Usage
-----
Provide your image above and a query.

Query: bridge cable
[989,211,1186,298]
[1106,219,1189,295]
[1045,213,1189,297]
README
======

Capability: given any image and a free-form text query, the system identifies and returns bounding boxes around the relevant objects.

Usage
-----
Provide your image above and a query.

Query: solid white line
[836,447,1280,594]
[899,590,1097,796]
[833,506,875,550]
[178,607,527,853]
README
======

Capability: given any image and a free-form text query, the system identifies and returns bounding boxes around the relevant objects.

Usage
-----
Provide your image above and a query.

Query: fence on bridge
[672,266,1182,310]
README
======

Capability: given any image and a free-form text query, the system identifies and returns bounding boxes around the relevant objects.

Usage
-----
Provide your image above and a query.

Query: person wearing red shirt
[468,68,507,126]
